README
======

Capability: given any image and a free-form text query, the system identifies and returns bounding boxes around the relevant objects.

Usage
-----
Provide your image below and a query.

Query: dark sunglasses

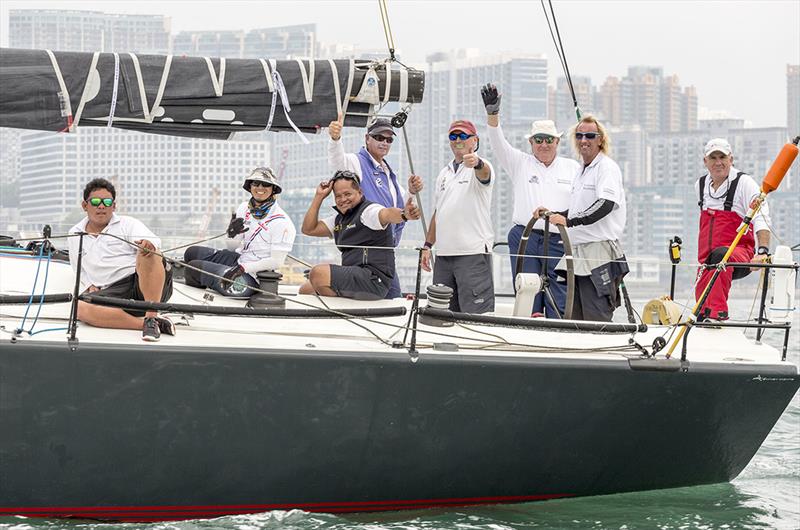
[575,132,601,140]
[249,181,273,188]
[370,134,394,144]
[330,170,360,184]
[449,132,475,141]
[88,197,114,207]
[532,136,556,144]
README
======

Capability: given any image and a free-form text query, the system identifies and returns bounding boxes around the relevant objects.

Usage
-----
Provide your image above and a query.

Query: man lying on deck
[300,170,420,301]
[68,178,175,342]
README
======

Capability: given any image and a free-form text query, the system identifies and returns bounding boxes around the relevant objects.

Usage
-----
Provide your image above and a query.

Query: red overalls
[696,173,755,320]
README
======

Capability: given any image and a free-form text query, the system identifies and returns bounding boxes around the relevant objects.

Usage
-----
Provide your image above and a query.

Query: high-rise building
[173,24,316,59]
[8,9,170,54]
[549,76,596,133]
[596,66,697,133]
[788,64,799,137]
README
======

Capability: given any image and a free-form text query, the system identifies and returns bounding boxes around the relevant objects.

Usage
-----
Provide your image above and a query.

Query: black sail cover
[0,48,424,139]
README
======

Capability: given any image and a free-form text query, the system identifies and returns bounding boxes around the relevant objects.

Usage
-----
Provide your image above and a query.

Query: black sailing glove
[481,83,502,115]
[226,213,247,238]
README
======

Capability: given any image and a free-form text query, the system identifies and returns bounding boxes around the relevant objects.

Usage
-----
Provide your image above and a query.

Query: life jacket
[356,147,404,244]
[333,198,395,280]
[697,172,755,264]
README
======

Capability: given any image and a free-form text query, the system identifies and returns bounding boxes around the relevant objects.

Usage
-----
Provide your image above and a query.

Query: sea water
[2,299,798,530]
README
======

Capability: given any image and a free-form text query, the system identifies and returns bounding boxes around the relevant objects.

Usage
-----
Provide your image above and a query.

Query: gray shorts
[330,265,390,301]
[432,254,494,314]
[91,262,173,317]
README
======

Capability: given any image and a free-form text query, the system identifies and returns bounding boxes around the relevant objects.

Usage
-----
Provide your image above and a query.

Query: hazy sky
[1,0,798,128]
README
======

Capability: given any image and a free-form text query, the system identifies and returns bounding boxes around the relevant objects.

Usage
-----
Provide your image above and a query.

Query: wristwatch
[757,246,770,256]
[400,210,409,222]
[475,158,485,170]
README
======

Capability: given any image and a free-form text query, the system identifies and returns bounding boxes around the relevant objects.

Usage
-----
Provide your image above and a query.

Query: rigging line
[26,246,53,334]
[16,243,45,333]
[311,292,394,346]
[540,0,579,118]
[162,231,227,254]
[378,0,397,61]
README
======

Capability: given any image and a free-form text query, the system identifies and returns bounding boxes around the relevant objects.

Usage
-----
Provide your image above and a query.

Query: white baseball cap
[526,120,562,139]
[704,138,732,157]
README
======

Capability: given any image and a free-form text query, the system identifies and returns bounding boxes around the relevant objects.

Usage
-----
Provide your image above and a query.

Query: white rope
[106,53,120,127]
[265,70,309,144]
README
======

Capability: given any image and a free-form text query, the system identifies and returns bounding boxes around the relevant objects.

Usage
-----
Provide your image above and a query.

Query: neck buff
[249,196,276,219]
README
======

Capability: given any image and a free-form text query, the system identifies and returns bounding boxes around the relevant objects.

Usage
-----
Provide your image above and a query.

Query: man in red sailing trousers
[695,138,771,321]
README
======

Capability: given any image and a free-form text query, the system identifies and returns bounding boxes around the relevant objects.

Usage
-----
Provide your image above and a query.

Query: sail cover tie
[266,69,309,144]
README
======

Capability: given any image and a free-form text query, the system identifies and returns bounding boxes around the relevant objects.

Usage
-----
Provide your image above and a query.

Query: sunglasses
[532,136,556,144]
[575,132,601,140]
[249,181,273,188]
[370,134,394,144]
[88,197,114,207]
[449,132,475,141]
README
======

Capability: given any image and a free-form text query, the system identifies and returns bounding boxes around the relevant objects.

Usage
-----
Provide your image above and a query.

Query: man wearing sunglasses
[300,170,420,300]
[420,120,495,314]
[68,178,175,342]
[327,113,423,298]
[481,83,578,317]
[535,116,628,322]
[183,167,296,298]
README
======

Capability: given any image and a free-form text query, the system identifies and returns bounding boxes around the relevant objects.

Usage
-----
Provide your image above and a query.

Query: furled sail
[0,48,425,140]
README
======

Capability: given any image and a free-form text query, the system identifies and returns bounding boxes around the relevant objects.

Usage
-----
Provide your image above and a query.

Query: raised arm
[302,181,335,237]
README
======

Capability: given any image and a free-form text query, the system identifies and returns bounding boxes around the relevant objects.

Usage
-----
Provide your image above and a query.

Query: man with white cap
[481,83,578,317]
[327,114,423,298]
[420,120,495,314]
[694,138,771,321]
[183,167,296,297]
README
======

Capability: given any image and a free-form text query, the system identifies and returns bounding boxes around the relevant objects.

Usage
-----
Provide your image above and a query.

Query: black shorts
[330,265,390,301]
[92,264,174,317]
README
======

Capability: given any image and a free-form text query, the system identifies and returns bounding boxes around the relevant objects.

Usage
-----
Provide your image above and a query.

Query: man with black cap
[481,83,578,317]
[694,138,771,321]
[420,120,495,314]
[327,113,423,298]
[183,167,296,297]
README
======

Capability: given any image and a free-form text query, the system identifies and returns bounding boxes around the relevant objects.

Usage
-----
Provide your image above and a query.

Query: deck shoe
[142,317,161,342]
[155,315,176,336]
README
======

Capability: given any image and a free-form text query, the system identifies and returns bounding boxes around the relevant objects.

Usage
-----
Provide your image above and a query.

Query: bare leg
[77,301,143,330]
[300,265,338,297]
[136,251,166,318]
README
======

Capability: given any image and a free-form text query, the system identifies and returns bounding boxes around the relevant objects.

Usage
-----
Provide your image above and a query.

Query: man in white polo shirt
[420,120,495,314]
[481,83,577,317]
[695,138,771,321]
[536,115,628,322]
[68,178,175,341]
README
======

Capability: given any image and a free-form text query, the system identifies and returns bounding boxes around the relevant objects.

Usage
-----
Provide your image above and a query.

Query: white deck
[0,252,788,367]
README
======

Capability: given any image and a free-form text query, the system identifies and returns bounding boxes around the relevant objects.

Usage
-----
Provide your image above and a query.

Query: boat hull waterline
[1,340,797,521]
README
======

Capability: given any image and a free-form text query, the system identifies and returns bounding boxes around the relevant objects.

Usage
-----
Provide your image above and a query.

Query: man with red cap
[420,120,495,314]
[694,138,771,321]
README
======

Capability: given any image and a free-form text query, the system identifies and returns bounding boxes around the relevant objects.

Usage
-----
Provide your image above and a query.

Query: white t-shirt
[68,213,160,292]
[321,202,386,237]
[694,167,770,233]
[232,201,296,276]
[486,125,577,231]
[327,138,406,204]
[567,152,627,245]
[432,159,495,256]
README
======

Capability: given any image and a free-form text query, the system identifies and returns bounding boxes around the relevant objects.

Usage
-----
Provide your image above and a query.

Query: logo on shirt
[529,174,540,184]
[375,177,383,187]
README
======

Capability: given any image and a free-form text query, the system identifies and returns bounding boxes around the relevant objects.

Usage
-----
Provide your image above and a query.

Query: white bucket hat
[243,167,282,194]
[525,120,562,139]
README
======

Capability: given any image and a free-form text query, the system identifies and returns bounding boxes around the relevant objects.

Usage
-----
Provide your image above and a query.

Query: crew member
[481,83,577,317]
[184,167,296,297]
[695,138,771,321]
[300,170,420,300]
[68,178,175,342]
[327,113,423,297]
[536,116,628,322]
[421,120,495,314]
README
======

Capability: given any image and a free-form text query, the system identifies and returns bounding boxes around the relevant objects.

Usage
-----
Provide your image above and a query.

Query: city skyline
[1,0,798,129]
